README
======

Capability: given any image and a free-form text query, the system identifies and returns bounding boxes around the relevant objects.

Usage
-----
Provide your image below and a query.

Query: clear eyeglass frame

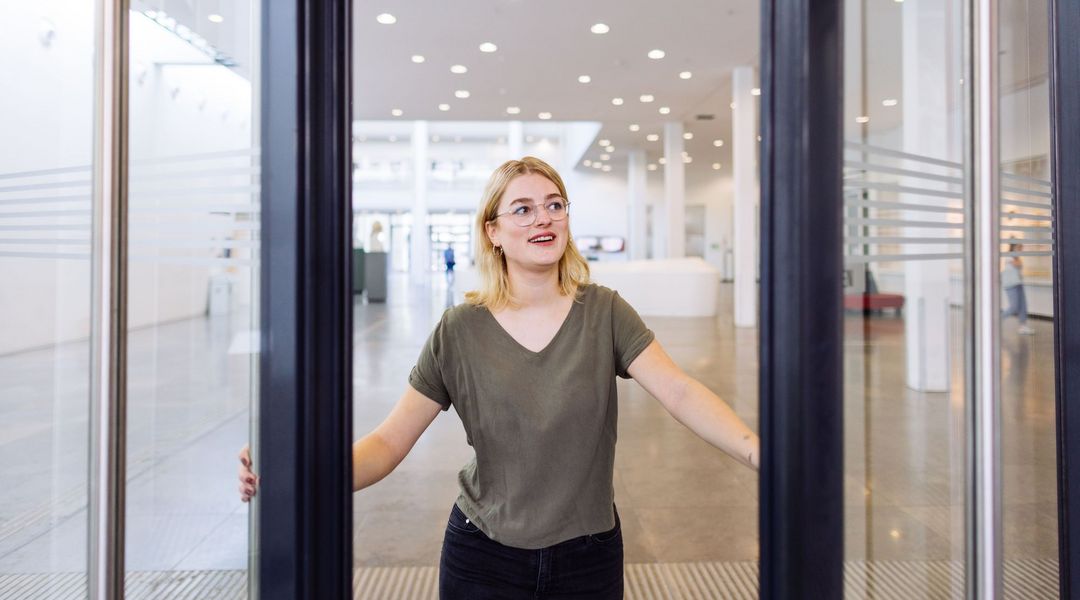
[492,198,571,227]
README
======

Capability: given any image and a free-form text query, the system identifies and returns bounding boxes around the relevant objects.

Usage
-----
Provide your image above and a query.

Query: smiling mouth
[528,234,556,243]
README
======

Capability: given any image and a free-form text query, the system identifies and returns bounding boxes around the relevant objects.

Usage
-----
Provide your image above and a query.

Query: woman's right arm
[238,385,443,500]
[351,385,443,491]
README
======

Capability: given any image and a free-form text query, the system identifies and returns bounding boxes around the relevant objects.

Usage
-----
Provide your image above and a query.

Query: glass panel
[843,0,968,596]
[124,2,259,597]
[0,2,95,596]
[999,0,1058,593]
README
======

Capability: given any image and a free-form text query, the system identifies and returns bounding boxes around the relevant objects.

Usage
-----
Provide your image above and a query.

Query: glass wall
[843,0,1058,596]
[0,2,96,596]
[124,1,259,596]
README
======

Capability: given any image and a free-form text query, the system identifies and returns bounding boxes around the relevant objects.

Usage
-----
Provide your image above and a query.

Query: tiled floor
[0,274,1060,598]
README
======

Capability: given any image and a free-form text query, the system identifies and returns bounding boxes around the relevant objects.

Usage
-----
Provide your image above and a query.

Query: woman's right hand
[238,444,259,502]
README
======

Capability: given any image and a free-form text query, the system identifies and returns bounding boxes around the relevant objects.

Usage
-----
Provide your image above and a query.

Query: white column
[411,121,430,285]
[508,121,523,160]
[901,0,952,391]
[733,66,758,328]
[663,122,686,259]
[627,149,648,260]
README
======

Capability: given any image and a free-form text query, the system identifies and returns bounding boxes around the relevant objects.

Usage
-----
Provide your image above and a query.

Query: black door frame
[758,0,845,597]
[257,0,354,598]
[1050,1,1079,597]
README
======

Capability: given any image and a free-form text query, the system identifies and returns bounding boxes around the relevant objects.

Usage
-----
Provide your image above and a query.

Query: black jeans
[439,504,624,599]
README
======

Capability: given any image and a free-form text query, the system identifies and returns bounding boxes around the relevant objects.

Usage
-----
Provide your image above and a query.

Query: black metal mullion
[759,0,845,597]
[259,0,352,598]
[1049,1,1079,597]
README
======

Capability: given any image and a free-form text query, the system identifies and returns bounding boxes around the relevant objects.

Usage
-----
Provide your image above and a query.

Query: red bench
[843,293,905,315]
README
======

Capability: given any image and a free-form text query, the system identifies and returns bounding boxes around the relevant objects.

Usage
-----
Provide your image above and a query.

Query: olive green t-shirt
[408,283,655,549]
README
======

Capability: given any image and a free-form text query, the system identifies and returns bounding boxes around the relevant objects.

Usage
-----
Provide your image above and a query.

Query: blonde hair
[465,157,590,310]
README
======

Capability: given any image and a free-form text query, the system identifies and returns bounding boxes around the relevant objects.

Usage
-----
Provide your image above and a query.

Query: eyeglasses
[492,198,571,227]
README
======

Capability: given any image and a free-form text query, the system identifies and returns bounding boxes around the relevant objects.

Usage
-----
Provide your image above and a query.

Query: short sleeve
[408,313,453,411]
[612,292,655,378]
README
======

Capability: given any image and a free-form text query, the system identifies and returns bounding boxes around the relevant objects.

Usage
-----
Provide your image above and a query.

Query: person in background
[1002,243,1035,335]
[444,243,456,284]
[238,157,759,599]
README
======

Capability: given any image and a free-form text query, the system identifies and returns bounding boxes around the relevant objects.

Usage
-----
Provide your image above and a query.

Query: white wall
[0,7,256,355]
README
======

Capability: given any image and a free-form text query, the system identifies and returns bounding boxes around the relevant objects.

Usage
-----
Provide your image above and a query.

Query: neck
[506,263,563,308]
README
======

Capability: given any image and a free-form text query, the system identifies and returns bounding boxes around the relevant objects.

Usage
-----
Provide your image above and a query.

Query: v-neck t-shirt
[407,283,655,549]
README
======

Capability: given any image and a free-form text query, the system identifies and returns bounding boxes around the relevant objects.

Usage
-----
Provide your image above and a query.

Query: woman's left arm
[627,340,760,471]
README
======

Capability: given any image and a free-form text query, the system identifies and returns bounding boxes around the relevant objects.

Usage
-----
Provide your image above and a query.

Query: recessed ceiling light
[538,112,552,120]
[757,135,762,141]
[855,115,870,124]
[602,165,612,172]
[207,14,224,23]
[584,160,593,167]
[712,162,722,170]
[601,153,611,160]
[679,71,692,80]
[593,162,602,169]
[376,13,396,25]
[391,108,403,117]
[388,135,398,142]
[713,139,724,147]
[455,90,470,99]
[648,49,665,60]
[751,88,761,96]
[606,146,615,153]
[506,106,521,115]
[578,75,592,84]
[639,94,655,103]
[599,139,610,146]
[882,98,899,107]
[591,23,610,34]
[450,64,468,74]
[646,134,659,142]
[658,157,667,165]
[647,164,658,171]
[438,103,450,111]
[730,102,736,109]
[629,124,640,132]
[658,106,671,115]
[411,55,425,63]
[611,98,624,106]
[683,132,693,140]
[526,135,536,143]
[683,156,693,163]
[479,42,498,53]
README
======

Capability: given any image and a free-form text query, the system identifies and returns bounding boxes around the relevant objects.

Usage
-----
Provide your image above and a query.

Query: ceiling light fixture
[713,163,722,170]
[713,139,724,147]
[538,112,552,120]
[629,124,640,132]
[591,23,610,34]
[751,88,761,96]
[658,106,671,115]
[882,98,899,107]
[639,94,655,103]
[648,49,665,60]
[611,97,624,106]
[601,153,611,161]
[438,103,450,111]
[455,90,470,99]
[584,160,593,167]
[683,156,693,163]
[479,42,498,53]
[207,14,224,23]
[855,115,870,124]
[602,165,612,172]
[450,64,468,74]
[646,134,659,142]
[683,132,693,140]
[679,71,692,80]
[647,164,657,171]
[391,108,403,117]
[376,13,396,25]
[605,145,615,153]
[506,106,521,115]
[411,55,425,63]
[658,157,667,165]
[599,139,610,146]
[578,75,591,84]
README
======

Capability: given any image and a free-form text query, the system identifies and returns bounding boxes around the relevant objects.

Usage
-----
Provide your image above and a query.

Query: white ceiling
[352,0,760,171]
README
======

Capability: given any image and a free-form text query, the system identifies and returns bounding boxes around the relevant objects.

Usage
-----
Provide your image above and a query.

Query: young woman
[1002,243,1035,335]
[239,157,760,599]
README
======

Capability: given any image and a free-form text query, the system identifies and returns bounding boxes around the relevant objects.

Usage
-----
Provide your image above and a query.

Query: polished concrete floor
[0,273,1060,597]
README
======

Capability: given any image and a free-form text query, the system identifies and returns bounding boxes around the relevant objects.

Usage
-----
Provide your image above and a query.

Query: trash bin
[208,274,231,315]
[353,248,365,294]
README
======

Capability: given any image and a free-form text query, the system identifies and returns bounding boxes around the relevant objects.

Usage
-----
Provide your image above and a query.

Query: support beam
[664,122,686,259]
[733,66,758,328]
[628,149,648,260]
[411,121,430,284]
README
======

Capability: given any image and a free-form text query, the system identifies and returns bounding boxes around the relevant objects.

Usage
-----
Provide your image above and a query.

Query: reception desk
[591,258,721,317]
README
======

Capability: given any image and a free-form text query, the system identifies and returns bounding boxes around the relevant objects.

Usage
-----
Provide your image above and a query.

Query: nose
[533,204,554,226]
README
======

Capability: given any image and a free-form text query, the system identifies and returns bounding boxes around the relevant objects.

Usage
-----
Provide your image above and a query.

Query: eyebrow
[508,193,564,205]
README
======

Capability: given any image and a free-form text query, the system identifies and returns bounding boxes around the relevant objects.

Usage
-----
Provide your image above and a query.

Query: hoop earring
[493,245,503,257]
